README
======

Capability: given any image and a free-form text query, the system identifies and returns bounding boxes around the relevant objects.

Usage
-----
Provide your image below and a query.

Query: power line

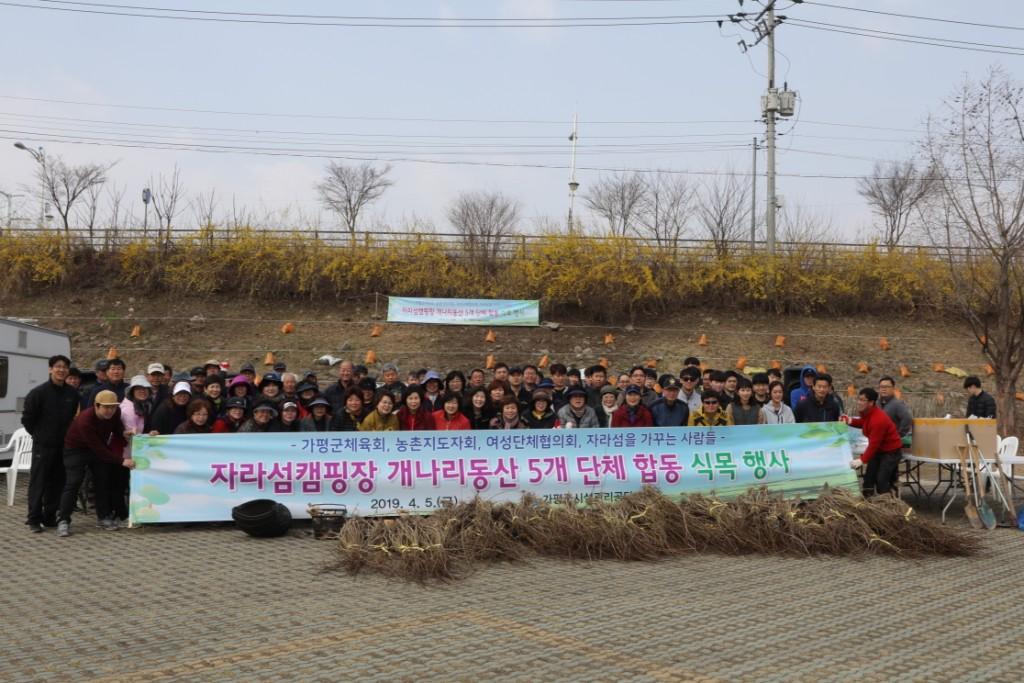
[804,1,1024,32]
[787,20,1024,57]
[0,95,756,126]
[0,128,947,181]
[0,111,763,141]
[33,0,719,22]
[0,95,927,134]
[0,0,720,27]
[793,18,1024,53]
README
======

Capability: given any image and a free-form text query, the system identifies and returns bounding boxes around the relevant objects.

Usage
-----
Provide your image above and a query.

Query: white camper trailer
[0,319,72,446]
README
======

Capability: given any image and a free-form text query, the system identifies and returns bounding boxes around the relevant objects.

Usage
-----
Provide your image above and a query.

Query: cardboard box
[910,418,997,460]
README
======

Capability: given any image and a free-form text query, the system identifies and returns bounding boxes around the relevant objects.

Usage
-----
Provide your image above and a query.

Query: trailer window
[0,356,7,398]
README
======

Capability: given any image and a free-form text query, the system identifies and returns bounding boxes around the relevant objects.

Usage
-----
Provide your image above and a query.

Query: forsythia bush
[0,230,956,317]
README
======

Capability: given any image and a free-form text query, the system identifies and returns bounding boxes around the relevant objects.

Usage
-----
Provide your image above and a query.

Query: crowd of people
[19,352,998,537]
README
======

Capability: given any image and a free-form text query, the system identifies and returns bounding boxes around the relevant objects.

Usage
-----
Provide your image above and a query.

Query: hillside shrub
[0,230,959,318]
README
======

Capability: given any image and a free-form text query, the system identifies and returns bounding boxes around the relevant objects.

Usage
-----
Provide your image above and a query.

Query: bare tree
[150,166,185,246]
[228,194,254,232]
[77,182,102,243]
[447,190,520,269]
[857,160,934,249]
[192,188,218,229]
[922,67,1024,434]
[583,171,647,237]
[635,172,695,249]
[317,161,393,237]
[105,183,129,249]
[696,173,750,256]
[35,154,113,234]
[779,206,836,243]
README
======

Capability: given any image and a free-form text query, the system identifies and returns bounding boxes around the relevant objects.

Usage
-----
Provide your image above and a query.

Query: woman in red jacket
[397,386,435,431]
[848,387,904,497]
[611,385,654,428]
[434,393,471,430]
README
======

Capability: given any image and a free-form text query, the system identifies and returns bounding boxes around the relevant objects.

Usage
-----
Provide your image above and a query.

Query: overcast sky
[0,0,1019,241]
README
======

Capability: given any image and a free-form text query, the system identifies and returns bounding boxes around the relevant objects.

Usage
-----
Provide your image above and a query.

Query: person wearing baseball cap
[239,362,257,383]
[204,359,222,377]
[272,361,287,373]
[272,400,302,433]
[611,384,654,428]
[58,390,133,536]
[212,396,248,433]
[146,363,170,406]
[150,381,193,435]
[650,376,689,427]
[84,358,128,410]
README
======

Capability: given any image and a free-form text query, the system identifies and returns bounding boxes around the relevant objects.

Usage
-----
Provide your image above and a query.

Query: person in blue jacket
[789,365,817,410]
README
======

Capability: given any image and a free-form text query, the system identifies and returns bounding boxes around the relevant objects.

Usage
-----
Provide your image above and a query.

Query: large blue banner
[386,296,540,326]
[129,423,859,524]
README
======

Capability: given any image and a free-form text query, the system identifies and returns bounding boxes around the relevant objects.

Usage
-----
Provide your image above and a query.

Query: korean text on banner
[129,423,859,525]
[386,296,540,326]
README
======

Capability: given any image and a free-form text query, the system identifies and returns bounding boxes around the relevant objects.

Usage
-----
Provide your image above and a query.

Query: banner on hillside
[128,423,859,525]
[386,296,540,326]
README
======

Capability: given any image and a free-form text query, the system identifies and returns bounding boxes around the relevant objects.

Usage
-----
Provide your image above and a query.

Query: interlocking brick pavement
[2,487,1022,683]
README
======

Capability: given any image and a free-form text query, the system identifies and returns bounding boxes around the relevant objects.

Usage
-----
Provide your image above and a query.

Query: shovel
[964,427,997,529]
[968,426,1017,527]
[956,444,983,529]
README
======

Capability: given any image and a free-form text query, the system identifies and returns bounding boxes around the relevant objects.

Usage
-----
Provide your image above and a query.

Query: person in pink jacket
[121,376,158,455]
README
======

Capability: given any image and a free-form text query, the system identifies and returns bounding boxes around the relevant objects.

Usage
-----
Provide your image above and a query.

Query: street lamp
[13,141,47,229]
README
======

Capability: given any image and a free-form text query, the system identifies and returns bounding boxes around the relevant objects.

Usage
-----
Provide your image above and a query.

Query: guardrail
[0,226,974,261]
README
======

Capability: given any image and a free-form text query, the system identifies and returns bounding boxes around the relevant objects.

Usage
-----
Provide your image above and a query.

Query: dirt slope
[1,293,992,419]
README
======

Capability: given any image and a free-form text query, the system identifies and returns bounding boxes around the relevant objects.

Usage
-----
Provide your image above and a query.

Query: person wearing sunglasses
[678,367,703,414]
[688,391,733,427]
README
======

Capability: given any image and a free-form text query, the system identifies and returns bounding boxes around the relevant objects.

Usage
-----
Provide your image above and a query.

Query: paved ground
[2,486,1022,683]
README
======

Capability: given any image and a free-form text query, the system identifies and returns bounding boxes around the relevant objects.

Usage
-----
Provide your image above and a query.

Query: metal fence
[0,225,974,262]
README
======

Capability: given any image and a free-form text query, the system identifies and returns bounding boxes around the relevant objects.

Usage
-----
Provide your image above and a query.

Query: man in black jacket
[795,374,843,423]
[21,355,80,532]
[964,376,997,419]
[84,357,128,409]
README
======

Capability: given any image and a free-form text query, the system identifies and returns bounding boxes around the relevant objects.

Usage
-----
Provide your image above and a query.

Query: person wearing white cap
[146,362,171,406]
[150,381,193,434]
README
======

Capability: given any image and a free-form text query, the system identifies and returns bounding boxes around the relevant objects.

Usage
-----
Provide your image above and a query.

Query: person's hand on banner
[122,458,136,470]
[849,458,863,469]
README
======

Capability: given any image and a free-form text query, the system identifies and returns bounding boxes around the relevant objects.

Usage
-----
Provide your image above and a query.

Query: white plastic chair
[0,428,33,506]
[996,436,1022,482]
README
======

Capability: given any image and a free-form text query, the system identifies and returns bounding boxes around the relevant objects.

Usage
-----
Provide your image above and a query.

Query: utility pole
[142,187,152,238]
[567,113,580,232]
[750,137,758,252]
[720,1,798,256]
[765,2,777,255]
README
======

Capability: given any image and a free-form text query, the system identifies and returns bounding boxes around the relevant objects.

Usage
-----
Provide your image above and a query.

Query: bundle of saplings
[330,487,981,583]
